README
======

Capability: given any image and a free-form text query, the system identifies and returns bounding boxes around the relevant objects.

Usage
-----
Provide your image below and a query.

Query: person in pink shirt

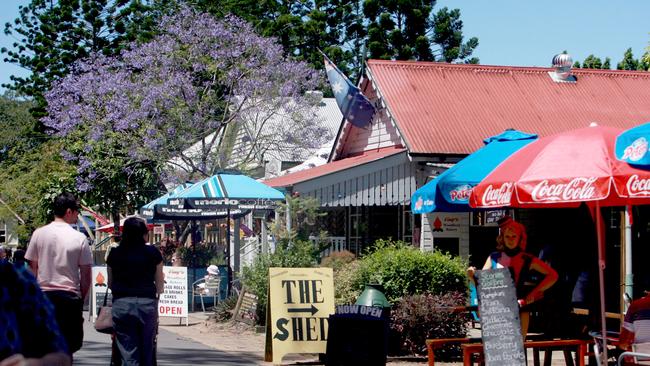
[25,192,93,356]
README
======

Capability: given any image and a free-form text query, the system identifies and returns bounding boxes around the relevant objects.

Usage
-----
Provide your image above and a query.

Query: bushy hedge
[321,251,361,304]
[390,291,470,356]
[341,239,467,304]
[241,239,317,324]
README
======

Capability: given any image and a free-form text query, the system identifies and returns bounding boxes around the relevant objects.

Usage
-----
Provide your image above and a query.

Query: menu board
[233,287,258,325]
[477,268,526,366]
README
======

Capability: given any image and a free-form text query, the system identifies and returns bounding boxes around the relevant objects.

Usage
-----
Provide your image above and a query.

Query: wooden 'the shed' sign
[265,267,335,365]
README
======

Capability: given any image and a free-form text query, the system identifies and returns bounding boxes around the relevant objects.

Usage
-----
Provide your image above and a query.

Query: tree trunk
[112,210,121,237]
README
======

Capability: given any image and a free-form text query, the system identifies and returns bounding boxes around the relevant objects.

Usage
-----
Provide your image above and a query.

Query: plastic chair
[617,350,650,366]
[192,276,220,312]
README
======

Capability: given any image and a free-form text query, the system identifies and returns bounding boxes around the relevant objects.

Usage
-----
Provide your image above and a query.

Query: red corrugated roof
[263,146,405,187]
[368,60,650,155]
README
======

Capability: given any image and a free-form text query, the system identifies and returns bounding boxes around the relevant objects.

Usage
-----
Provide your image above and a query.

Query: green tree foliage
[0,151,76,242]
[189,0,363,80]
[0,95,76,242]
[582,55,603,69]
[365,2,478,63]
[575,55,611,70]
[618,48,639,70]
[191,0,477,81]
[2,0,170,121]
[0,93,40,163]
[616,47,649,71]
[603,57,611,69]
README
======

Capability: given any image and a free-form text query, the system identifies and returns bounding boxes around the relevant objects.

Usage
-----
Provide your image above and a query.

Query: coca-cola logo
[480,183,514,206]
[449,184,472,202]
[626,175,650,196]
[622,137,649,162]
[530,177,597,202]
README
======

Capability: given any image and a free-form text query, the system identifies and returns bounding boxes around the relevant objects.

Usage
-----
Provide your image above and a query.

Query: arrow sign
[287,304,318,316]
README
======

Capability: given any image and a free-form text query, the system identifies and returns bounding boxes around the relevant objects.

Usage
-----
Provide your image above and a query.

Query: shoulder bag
[95,289,114,334]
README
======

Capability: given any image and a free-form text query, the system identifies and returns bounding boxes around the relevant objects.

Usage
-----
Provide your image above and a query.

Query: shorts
[45,290,84,353]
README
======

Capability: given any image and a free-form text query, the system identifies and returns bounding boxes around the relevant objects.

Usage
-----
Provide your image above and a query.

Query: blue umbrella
[161,173,284,296]
[139,183,193,218]
[615,121,650,165]
[170,173,285,210]
[411,129,538,213]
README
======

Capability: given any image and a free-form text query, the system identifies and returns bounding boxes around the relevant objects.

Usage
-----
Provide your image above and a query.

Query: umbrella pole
[596,201,608,363]
[226,208,231,297]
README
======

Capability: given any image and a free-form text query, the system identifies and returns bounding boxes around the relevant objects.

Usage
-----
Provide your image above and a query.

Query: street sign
[266,267,335,365]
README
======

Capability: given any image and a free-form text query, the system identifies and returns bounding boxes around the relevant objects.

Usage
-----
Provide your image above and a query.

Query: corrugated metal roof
[263,146,406,188]
[367,60,650,155]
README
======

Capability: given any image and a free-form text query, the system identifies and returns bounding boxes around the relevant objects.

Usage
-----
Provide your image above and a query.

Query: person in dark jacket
[107,217,164,366]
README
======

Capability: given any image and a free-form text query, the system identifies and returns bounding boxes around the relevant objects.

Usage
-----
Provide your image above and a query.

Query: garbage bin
[325,285,391,366]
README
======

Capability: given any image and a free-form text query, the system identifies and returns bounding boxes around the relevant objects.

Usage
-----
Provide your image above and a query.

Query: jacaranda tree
[43,7,326,226]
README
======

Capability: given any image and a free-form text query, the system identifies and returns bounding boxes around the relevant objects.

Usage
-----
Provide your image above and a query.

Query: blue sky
[0,0,648,92]
[437,0,649,67]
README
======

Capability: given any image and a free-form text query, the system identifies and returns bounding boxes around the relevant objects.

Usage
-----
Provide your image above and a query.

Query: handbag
[95,289,114,334]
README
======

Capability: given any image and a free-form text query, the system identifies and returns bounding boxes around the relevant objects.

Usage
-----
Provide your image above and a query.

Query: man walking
[25,192,93,356]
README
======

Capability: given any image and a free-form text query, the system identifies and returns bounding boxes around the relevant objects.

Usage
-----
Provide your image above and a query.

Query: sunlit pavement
[74,312,263,365]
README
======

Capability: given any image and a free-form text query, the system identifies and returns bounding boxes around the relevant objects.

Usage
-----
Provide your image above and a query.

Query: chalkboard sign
[233,287,258,325]
[477,268,526,366]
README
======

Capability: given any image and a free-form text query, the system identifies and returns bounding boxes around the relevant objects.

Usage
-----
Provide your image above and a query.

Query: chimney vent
[549,53,576,83]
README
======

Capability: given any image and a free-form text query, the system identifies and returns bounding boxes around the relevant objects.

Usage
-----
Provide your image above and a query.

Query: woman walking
[107,217,164,365]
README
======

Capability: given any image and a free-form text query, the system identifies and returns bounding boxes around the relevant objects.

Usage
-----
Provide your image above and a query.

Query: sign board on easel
[92,266,189,326]
[159,266,189,326]
[233,286,258,325]
[265,267,335,365]
[91,266,111,321]
[477,268,526,366]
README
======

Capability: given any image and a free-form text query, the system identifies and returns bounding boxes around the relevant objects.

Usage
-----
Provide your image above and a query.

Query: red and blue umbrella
[411,129,537,213]
[615,121,650,165]
[470,124,650,361]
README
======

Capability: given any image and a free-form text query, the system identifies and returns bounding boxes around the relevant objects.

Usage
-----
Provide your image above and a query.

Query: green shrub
[241,239,318,324]
[320,250,356,272]
[390,291,469,356]
[332,260,362,305]
[352,239,467,304]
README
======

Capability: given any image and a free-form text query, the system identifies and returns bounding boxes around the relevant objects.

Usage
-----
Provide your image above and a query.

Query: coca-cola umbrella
[615,121,650,165]
[469,124,650,361]
[411,129,537,213]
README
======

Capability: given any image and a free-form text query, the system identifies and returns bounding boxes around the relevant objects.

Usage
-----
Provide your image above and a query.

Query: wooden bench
[462,339,588,366]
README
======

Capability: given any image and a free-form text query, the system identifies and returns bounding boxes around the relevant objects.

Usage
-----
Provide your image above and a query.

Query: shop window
[434,237,459,256]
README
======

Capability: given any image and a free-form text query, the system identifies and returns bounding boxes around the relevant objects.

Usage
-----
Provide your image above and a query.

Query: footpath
[76,311,575,365]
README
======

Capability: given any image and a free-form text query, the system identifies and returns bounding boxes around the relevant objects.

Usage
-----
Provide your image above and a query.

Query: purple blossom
[43,5,325,192]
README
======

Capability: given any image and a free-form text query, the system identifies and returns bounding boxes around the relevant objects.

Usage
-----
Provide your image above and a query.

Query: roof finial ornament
[549,53,577,83]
